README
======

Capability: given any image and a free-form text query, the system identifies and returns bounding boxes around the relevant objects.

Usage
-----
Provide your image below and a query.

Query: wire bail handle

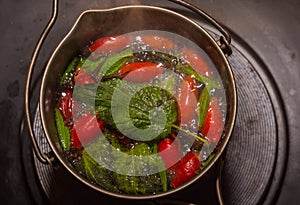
[24,0,58,164]
[168,0,232,56]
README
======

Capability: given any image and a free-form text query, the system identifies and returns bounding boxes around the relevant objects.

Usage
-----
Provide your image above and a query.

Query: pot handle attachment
[168,0,232,56]
[24,0,58,164]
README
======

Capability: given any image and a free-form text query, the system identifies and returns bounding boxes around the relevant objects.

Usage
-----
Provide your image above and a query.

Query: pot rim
[39,4,237,200]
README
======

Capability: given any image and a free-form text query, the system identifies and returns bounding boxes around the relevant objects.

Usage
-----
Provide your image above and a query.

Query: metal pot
[25,0,236,202]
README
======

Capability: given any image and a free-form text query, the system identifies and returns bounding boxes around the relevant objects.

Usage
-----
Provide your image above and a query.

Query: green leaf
[198,87,210,127]
[60,56,84,85]
[113,142,163,194]
[105,56,133,76]
[98,48,133,76]
[82,134,164,195]
[79,134,121,193]
[180,65,221,90]
[201,153,216,169]
[153,144,167,192]
[81,149,120,193]
[74,79,178,142]
[83,57,105,73]
[54,108,70,150]
[109,80,178,142]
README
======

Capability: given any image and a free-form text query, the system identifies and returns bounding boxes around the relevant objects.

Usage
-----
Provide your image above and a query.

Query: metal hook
[168,0,232,56]
[24,0,58,164]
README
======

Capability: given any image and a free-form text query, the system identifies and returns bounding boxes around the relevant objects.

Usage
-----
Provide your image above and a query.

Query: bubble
[171,58,178,66]
[152,78,161,85]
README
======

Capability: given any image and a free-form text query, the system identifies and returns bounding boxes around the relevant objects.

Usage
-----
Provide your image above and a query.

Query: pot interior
[40,5,236,199]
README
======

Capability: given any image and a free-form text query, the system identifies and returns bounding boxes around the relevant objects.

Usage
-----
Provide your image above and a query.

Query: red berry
[171,152,201,188]
[71,113,105,148]
[158,137,182,171]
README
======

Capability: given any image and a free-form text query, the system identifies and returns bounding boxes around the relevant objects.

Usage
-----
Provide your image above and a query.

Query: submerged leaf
[198,87,210,127]
[98,48,134,76]
[76,79,178,142]
[60,56,84,85]
[80,132,164,195]
[113,142,163,194]
[55,108,70,150]
[81,150,120,193]
[111,82,178,142]
[83,57,105,73]
[181,65,221,90]
[153,144,168,192]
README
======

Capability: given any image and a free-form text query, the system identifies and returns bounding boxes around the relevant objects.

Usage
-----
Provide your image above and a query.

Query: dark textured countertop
[0,0,299,204]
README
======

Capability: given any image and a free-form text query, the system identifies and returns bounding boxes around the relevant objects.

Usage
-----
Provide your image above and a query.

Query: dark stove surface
[1,0,299,205]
